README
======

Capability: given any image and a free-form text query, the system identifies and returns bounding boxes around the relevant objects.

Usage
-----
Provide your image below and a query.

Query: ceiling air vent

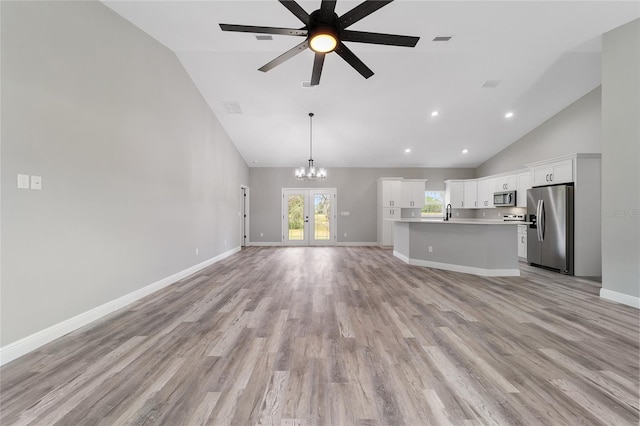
[223,102,243,114]
[433,36,452,42]
[255,35,273,41]
[483,80,502,88]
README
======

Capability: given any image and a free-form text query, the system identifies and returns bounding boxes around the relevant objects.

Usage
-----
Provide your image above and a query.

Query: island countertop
[390,218,531,225]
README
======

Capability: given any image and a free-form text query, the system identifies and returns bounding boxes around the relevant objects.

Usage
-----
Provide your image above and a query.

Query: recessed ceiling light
[505,111,514,118]
[252,160,259,164]
[462,149,468,154]
[431,111,439,117]
[404,148,411,153]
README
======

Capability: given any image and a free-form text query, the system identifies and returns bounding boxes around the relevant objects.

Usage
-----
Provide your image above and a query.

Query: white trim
[337,242,378,247]
[393,251,520,277]
[0,247,240,366]
[248,242,283,247]
[600,288,640,309]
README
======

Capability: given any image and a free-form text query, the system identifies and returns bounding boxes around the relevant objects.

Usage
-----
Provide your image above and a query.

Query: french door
[282,188,336,246]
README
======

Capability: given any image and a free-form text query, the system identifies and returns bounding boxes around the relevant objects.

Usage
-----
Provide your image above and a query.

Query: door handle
[536,200,543,241]
[539,200,545,241]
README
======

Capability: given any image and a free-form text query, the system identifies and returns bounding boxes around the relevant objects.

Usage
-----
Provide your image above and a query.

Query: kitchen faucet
[445,203,452,221]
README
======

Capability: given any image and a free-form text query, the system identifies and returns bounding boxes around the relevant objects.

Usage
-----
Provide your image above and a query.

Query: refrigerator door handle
[539,199,545,241]
[536,200,543,241]
[536,200,541,241]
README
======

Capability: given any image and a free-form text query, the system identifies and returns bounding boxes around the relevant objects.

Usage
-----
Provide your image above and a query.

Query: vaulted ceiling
[102,1,639,168]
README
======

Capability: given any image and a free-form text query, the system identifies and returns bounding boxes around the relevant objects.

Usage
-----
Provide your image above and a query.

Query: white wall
[601,19,640,305]
[476,87,602,177]
[1,1,249,347]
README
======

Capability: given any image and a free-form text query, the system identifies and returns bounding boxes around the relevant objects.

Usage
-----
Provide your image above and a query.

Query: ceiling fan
[219,0,420,86]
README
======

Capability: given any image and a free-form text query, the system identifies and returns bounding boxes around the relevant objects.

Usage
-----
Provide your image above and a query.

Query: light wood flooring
[1,246,639,425]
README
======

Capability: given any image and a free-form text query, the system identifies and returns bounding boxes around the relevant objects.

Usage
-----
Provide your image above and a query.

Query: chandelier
[294,112,327,180]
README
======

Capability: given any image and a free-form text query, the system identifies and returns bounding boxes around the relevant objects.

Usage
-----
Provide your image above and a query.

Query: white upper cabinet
[400,180,426,208]
[477,177,496,208]
[516,172,530,207]
[495,174,517,191]
[530,159,573,187]
[379,179,402,207]
[445,180,465,208]
[463,180,478,209]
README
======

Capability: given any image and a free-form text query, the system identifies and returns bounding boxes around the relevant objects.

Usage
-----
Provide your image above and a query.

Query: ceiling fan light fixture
[309,27,338,53]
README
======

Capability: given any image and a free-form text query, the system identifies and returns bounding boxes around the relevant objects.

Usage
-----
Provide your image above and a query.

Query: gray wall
[1,1,249,346]
[249,167,475,243]
[476,87,602,177]
[601,19,640,299]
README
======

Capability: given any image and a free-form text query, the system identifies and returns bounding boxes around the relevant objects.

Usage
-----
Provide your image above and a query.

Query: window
[421,191,444,217]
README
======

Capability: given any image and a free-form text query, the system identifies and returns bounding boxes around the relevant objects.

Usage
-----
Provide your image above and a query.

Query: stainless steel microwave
[494,190,516,206]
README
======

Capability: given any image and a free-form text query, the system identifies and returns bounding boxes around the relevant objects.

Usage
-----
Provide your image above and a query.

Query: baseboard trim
[393,251,520,277]
[600,288,640,309]
[249,242,378,247]
[0,247,240,366]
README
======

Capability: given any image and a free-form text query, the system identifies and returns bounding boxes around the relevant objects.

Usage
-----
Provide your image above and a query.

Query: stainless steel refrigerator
[527,185,574,275]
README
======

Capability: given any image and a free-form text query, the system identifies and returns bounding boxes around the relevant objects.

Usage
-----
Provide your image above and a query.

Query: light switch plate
[17,174,30,189]
[31,175,42,190]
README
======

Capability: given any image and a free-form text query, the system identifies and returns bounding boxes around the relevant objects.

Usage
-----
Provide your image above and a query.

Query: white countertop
[391,218,531,225]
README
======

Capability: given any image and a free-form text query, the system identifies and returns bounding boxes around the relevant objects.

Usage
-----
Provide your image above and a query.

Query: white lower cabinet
[379,208,400,246]
[517,225,527,259]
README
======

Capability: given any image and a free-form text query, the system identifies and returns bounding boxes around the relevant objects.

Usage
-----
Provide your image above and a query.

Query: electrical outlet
[456,212,459,217]
[344,233,347,237]
[482,212,486,217]
[224,239,227,246]
[428,246,433,253]
[260,232,264,237]
[31,176,42,190]
[195,248,199,255]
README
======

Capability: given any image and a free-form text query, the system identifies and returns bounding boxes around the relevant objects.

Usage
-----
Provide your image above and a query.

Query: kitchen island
[392,218,525,277]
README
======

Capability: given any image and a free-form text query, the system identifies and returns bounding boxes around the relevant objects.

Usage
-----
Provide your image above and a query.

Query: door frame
[282,188,337,246]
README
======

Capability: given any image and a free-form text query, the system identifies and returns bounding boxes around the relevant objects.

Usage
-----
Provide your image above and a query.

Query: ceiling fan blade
[310,53,326,86]
[335,42,374,79]
[258,39,309,72]
[219,24,307,37]
[278,0,310,26]
[341,30,419,47]
[320,0,337,14]
[337,0,393,29]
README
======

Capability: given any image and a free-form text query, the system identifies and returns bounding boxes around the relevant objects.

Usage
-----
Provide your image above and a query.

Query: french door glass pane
[314,194,331,240]
[288,195,305,240]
